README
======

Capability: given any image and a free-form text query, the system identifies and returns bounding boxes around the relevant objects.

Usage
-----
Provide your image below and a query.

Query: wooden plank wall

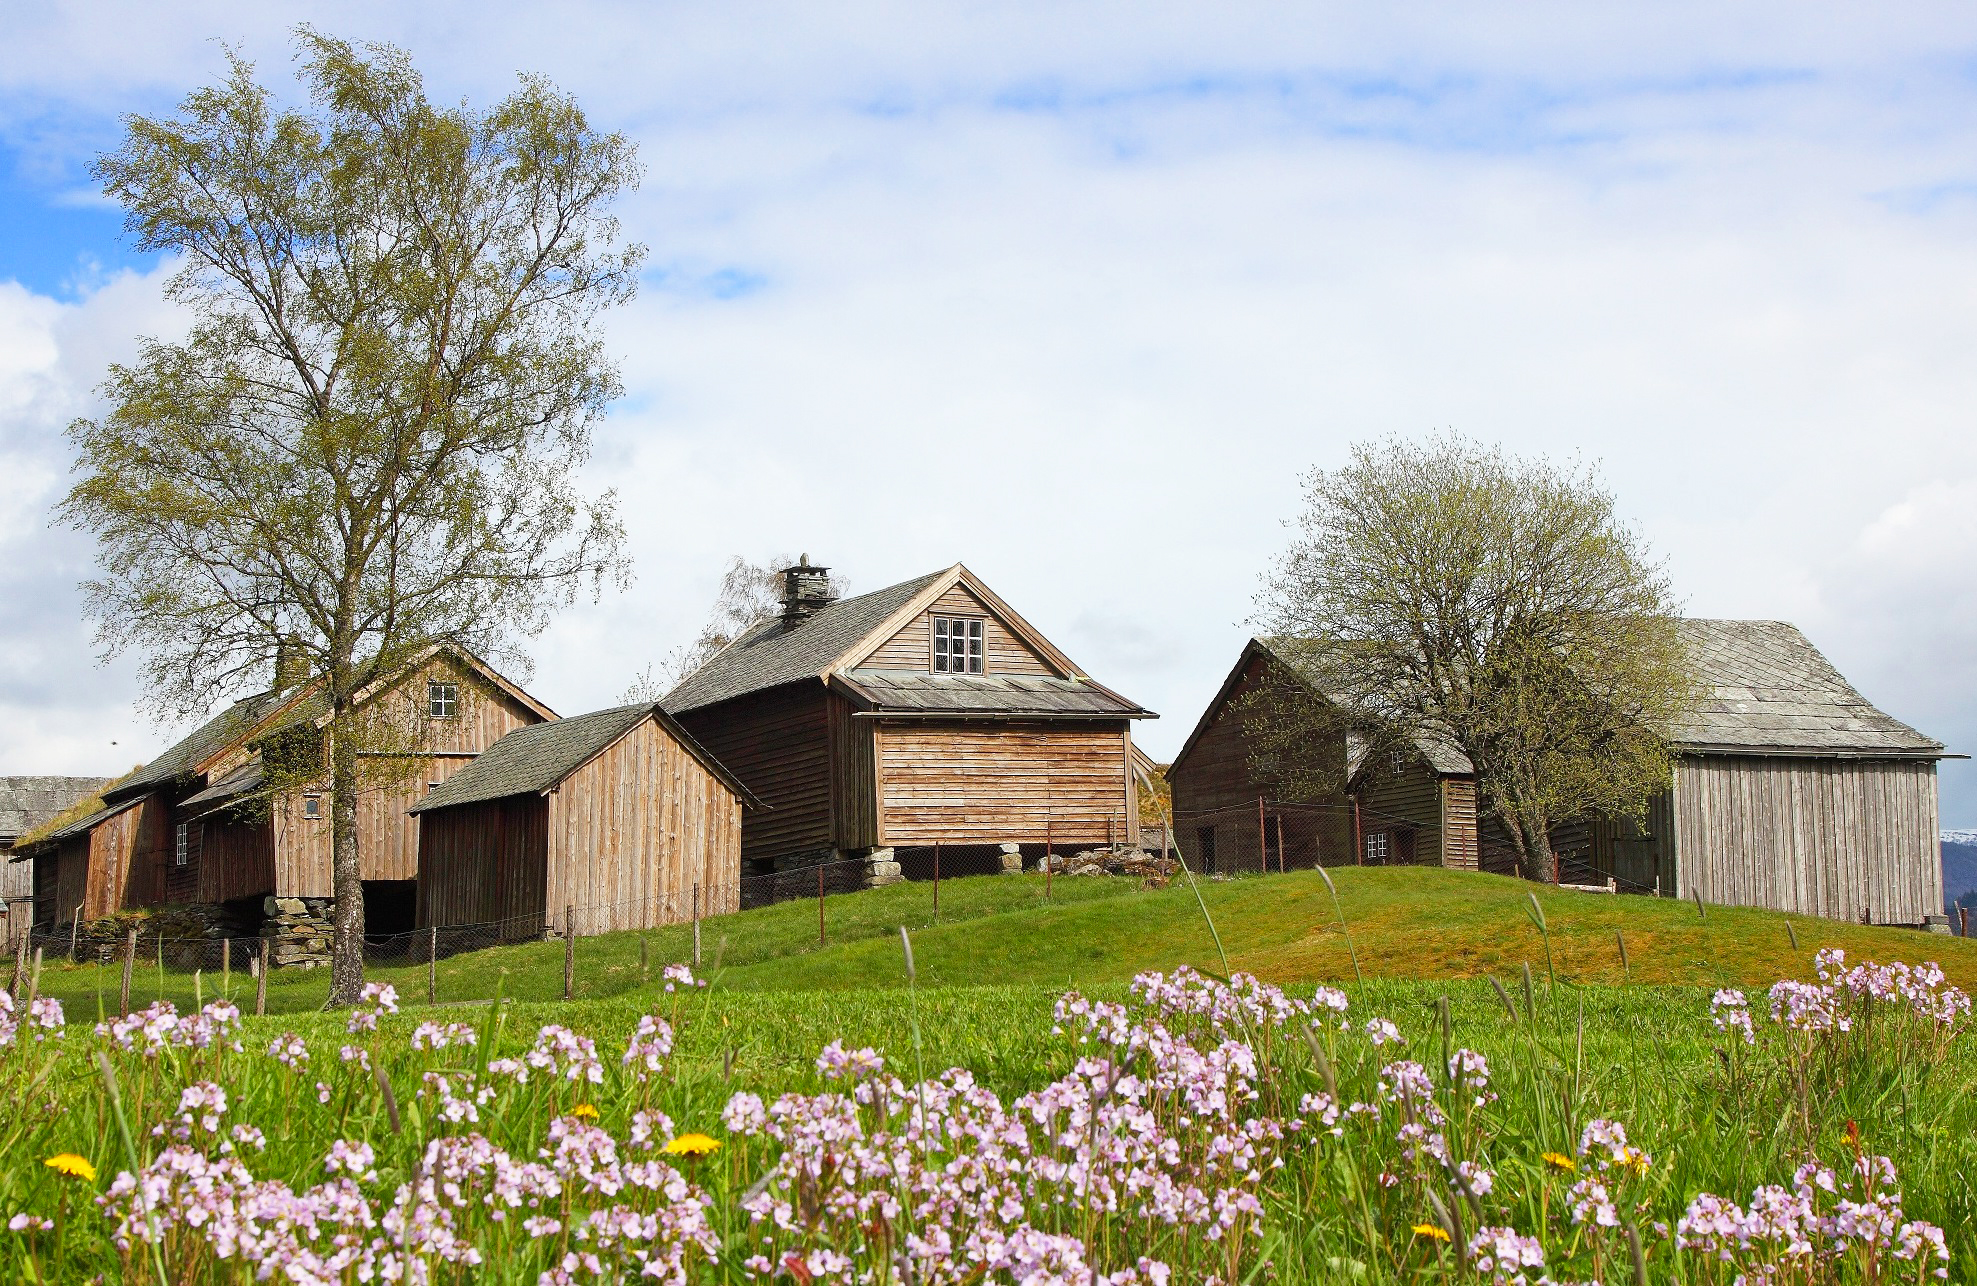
[71,795,168,919]
[676,683,833,866]
[864,584,1059,675]
[1440,779,1480,869]
[164,820,202,903]
[273,666,546,896]
[1587,791,1676,894]
[198,818,275,905]
[1358,758,1447,866]
[416,796,548,938]
[543,717,743,933]
[876,720,1133,848]
[828,694,879,851]
[1674,755,1942,924]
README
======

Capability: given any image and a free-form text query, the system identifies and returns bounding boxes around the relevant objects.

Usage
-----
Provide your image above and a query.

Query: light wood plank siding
[415,796,548,939]
[876,720,1133,848]
[676,683,833,865]
[270,667,545,896]
[541,717,743,933]
[1441,779,1479,869]
[828,693,880,850]
[865,585,1060,675]
[1673,755,1942,924]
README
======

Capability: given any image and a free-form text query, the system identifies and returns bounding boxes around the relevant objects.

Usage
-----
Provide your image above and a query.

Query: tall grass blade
[1526,891,1557,992]
[95,1050,168,1286]
[1488,975,1518,1022]
[1314,864,1364,987]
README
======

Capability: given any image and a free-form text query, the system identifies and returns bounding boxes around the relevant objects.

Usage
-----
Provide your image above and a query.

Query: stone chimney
[779,555,837,624]
[273,635,310,694]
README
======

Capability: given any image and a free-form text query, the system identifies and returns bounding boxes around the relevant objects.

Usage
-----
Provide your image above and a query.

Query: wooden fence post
[1352,796,1363,866]
[1274,814,1285,874]
[932,844,940,920]
[9,930,25,1001]
[1258,796,1266,875]
[692,883,702,971]
[120,928,137,1016]
[818,864,826,947]
[254,946,268,1017]
[428,926,438,1006]
[563,905,576,1000]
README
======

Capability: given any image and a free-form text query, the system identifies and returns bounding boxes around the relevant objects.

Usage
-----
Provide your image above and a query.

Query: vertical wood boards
[875,720,1133,848]
[272,664,547,897]
[863,584,1061,676]
[197,817,276,905]
[415,796,548,939]
[1357,759,1450,866]
[675,683,833,866]
[541,716,743,934]
[1673,755,1942,924]
[828,694,879,851]
[1440,779,1480,869]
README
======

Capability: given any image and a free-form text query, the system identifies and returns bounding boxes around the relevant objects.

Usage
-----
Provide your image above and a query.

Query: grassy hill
[31,866,1977,1016]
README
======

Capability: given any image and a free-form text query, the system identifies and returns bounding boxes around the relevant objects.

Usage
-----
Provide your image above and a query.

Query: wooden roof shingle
[409,702,762,815]
[1673,619,1944,757]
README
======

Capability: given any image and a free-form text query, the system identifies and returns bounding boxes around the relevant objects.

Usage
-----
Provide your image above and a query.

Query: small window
[303,795,321,819]
[932,617,984,673]
[428,680,459,718]
[1364,830,1390,865]
[174,822,189,867]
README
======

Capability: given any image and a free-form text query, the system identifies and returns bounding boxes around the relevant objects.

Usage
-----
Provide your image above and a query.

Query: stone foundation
[863,847,902,889]
[998,841,1024,875]
[262,895,336,969]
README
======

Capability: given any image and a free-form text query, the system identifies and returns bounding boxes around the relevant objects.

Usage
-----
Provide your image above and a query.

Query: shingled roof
[105,690,292,805]
[410,703,761,815]
[1673,620,1944,757]
[835,669,1149,718]
[0,777,111,843]
[661,571,947,714]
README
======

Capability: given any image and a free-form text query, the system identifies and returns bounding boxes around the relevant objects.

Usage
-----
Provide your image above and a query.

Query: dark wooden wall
[198,817,274,905]
[1357,757,1451,866]
[875,720,1136,848]
[677,682,833,865]
[40,794,169,924]
[543,717,744,932]
[416,795,548,938]
[828,694,879,851]
[863,584,1060,675]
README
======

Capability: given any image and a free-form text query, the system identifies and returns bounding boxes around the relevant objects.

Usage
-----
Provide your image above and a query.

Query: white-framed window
[932,617,984,673]
[1364,830,1390,865]
[303,795,322,819]
[174,822,189,867]
[428,680,459,718]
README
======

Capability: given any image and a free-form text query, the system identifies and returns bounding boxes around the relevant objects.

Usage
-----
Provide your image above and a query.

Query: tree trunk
[1498,799,1559,885]
[326,713,367,1006]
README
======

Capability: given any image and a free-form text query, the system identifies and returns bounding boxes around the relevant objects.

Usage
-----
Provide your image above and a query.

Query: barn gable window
[932,617,984,673]
[428,680,459,718]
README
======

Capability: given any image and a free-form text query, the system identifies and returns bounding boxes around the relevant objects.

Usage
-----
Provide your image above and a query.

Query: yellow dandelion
[1411,1222,1451,1243]
[1541,1151,1577,1173]
[44,1154,97,1182]
[663,1133,722,1158]
[570,1103,600,1120]
[1620,1147,1651,1177]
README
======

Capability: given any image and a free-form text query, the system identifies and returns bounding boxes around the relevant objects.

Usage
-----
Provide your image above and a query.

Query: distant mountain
[1945,832,1977,912]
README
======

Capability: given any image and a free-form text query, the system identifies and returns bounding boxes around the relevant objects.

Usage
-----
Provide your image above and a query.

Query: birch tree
[61,30,640,1002]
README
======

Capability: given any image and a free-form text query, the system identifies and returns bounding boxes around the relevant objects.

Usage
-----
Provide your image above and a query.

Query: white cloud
[4,3,1977,821]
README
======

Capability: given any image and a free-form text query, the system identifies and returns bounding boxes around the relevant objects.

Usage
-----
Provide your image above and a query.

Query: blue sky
[4,2,1977,824]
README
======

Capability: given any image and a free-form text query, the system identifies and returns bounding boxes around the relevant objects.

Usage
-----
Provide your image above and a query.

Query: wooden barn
[662,560,1152,878]
[1167,639,1481,873]
[1586,620,1951,926]
[410,702,760,941]
[11,647,554,956]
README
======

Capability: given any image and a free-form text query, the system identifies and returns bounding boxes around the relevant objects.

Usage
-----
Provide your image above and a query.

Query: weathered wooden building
[1586,620,1951,925]
[1167,639,1480,873]
[411,702,759,940]
[0,777,113,944]
[12,648,555,954]
[662,560,1152,877]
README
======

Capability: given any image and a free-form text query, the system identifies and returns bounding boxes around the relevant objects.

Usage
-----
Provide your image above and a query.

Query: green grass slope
[31,866,1975,1017]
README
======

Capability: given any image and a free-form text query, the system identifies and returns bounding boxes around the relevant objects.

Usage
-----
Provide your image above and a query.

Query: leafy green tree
[61,30,641,1002]
[1257,435,1697,882]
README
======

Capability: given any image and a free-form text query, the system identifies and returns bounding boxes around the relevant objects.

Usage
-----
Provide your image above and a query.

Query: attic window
[303,795,321,819]
[932,617,984,673]
[428,680,459,718]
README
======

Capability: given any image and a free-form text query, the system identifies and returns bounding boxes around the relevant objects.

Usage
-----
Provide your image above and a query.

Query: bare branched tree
[652,555,850,692]
[61,30,641,1002]
[1257,435,1698,882]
